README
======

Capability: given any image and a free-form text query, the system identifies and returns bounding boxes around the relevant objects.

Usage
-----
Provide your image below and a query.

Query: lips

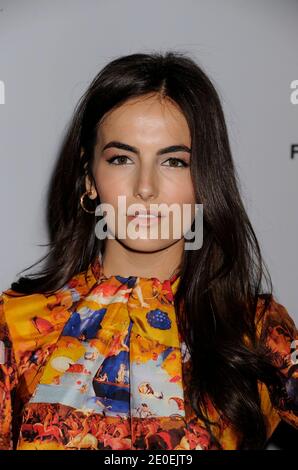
[127,210,162,218]
[126,211,163,226]
[127,213,160,222]
[129,213,160,219]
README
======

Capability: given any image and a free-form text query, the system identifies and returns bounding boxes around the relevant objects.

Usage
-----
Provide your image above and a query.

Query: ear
[80,146,87,168]
[80,147,89,175]
[84,175,97,200]
[81,147,97,200]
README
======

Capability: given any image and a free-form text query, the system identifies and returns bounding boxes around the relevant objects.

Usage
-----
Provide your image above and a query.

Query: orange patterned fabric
[0,255,297,450]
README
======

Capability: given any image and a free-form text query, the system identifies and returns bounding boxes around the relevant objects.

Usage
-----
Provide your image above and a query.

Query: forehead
[96,94,191,146]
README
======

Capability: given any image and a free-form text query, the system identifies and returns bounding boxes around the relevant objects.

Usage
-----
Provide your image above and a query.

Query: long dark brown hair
[7,51,280,449]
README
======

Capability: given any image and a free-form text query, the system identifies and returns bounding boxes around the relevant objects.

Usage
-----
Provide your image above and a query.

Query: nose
[133,165,158,202]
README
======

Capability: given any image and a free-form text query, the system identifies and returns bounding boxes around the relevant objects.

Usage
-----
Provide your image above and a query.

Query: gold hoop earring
[80,191,96,214]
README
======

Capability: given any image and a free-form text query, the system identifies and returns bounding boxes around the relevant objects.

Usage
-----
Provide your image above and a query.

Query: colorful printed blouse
[0,254,297,450]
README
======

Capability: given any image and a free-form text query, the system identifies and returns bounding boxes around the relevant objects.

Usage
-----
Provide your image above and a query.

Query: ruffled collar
[89,252,181,296]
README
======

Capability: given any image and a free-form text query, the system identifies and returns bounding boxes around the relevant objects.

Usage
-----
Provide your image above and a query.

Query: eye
[162,158,189,168]
[106,155,133,165]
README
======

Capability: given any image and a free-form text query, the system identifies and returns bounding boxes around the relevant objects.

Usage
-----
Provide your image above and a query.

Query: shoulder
[1,264,96,318]
[255,295,298,431]
[0,267,95,351]
[255,294,297,372]
[255,294,297,340]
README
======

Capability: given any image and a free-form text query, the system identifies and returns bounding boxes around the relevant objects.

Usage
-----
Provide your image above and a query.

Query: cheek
[93,165,130,204]
[97,182,129,205]
[161,176,196,225]
[179,174,196,206]
[162,173,196,206]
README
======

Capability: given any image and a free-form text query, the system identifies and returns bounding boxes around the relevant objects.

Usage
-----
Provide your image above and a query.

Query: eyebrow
[102,140,191,156]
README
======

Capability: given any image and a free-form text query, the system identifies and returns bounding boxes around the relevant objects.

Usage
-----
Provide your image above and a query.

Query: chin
[117,237,176,254]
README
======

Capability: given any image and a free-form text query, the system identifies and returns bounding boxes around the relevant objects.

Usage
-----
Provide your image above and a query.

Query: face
[84,92,196,253]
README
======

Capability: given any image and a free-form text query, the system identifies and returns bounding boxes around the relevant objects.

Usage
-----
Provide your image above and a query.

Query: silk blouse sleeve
[257,295,298,431]
[0,294,20,450]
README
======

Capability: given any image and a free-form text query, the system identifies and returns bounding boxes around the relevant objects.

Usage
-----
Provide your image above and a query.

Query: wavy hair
[8,51,280,448]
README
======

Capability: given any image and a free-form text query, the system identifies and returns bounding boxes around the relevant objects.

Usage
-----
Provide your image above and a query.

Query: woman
[0,51,297,450]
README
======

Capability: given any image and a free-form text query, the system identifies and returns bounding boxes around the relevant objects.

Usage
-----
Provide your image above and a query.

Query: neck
[100,239,184,282]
